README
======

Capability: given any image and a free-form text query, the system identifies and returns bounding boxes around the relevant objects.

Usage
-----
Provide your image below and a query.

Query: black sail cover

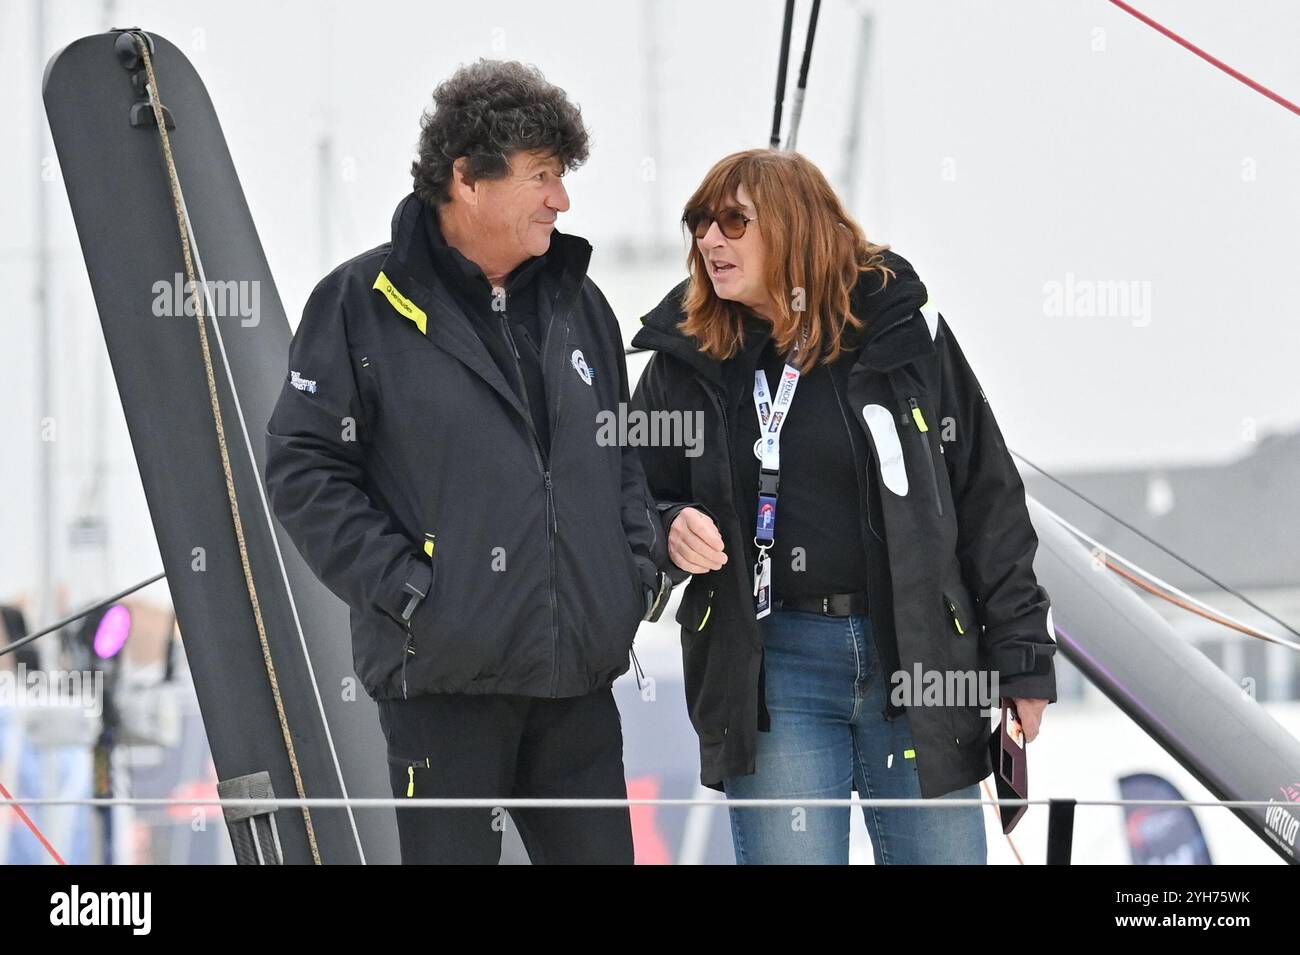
[44,30,396,863]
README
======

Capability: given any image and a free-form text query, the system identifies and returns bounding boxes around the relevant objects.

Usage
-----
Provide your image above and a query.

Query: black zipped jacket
[630,252,1058,797]
[265,193,663,701]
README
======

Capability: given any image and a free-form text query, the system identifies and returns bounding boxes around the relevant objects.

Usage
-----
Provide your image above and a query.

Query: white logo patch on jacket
[290,370,317,394]
[862,403,909,496]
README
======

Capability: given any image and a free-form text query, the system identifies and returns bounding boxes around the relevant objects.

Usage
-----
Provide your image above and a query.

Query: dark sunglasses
[683,207,757,240]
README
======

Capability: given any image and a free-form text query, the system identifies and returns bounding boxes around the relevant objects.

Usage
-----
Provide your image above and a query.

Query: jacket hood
[631,249,934,382]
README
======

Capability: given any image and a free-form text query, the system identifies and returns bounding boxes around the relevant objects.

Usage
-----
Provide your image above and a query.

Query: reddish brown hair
[680,149,893,372]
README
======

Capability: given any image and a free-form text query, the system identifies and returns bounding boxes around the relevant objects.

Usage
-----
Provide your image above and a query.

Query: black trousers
[377,686,634,864]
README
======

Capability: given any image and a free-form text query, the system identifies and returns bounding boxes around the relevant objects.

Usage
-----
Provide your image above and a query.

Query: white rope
[0,797,1285,809]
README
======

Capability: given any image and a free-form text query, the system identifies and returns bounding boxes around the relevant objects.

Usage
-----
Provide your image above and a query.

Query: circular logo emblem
[570,349,593,386]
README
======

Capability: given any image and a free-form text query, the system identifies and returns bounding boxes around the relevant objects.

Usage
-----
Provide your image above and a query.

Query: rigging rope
[1107,0,1300,118]
[132,34,321,864]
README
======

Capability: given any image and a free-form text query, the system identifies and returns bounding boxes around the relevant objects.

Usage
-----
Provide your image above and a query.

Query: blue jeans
[723,608,988,864]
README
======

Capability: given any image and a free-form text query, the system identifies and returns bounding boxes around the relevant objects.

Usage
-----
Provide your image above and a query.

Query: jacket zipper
[706,383,745,551]
[908,397,943,517]
[909,394,967,744]
[944,596,966,635]
[704,383,745,655]
[392,266,582,701]
[401,533,437,700]
[500,313,527,396]
[500,311,561,452]
[402,620,414,700]
[502,309,565,697]
[709,379,743,736]
[545,326,568,695]
[832,372,882,548]
[544,469,559,695]
[553,324,569,435]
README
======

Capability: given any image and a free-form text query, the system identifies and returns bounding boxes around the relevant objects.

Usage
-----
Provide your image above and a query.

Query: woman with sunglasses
[630,149,1057,865]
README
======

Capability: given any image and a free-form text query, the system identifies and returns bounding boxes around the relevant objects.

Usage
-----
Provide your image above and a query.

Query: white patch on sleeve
[862,404,909,496]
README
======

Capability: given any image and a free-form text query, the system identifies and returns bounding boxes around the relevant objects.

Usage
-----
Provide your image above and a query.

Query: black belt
[773,592,869,617]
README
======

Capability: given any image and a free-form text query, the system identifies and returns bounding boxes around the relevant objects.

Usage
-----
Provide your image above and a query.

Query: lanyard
[751,341,803,617]
[752,360,801,471]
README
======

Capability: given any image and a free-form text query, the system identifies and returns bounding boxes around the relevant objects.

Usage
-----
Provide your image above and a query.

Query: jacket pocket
[624,544,646,620]
[697,590,714,631]
[908,396,943,517]
[352,350,382,424]
[942,591,967,636]
[401,533,438,699]
[677,580,728,741]
[675,580,715,633]
[952,703,991,748]
[386,752,432,798]
[942,589,990,746]
[942,587,980,676]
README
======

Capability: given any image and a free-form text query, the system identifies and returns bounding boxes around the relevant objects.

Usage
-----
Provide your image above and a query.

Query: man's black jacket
[265,193,662,701]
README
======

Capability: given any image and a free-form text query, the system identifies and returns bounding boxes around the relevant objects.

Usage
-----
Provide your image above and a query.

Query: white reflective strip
[920,299,939,340]
[862,404,909,496]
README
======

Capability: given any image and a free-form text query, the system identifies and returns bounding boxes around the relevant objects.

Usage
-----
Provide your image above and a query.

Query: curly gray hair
[411,59,590,205]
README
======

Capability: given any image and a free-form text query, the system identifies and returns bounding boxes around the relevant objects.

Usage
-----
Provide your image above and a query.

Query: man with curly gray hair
[266,59,669,864]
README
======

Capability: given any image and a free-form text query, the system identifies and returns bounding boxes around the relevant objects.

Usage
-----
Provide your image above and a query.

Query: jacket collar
[373,193,593,422]
[381,192,591,302]
[421,198,551,301]
[631,259,933,384]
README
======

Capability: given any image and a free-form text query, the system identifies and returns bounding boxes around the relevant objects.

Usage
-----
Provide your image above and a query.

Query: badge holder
[753,469,778,619]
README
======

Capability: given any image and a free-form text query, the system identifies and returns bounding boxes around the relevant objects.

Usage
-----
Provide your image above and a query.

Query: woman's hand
[669,507,728,575]
[1011,698,1049,742]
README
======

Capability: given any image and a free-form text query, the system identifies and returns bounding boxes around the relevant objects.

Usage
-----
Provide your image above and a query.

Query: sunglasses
[683,207,757,240]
